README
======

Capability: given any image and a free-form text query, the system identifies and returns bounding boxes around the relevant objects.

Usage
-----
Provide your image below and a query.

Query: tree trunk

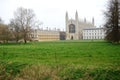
[24,39,27,43]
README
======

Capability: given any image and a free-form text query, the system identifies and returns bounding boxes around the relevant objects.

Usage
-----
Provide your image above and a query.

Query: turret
[75,10,79,39]
[65,11,69,40]
[75,10,78,21]
[65,11,68,23]
[84,17,86,23]
[92,17,94,26]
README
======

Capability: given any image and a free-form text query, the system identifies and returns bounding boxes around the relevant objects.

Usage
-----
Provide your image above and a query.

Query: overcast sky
[0,0,108,30]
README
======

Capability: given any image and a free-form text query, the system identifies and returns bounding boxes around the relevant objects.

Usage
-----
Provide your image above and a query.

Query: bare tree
[104,0,120,44]
[11,7,38,43]
[9,19,22,43]
[0,23,11,43]
[0,18,4,24]
[0,18,1,21]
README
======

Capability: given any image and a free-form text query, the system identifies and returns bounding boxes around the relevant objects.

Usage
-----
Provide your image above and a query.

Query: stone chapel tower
[65,11,69,40]
[75,11,79,40]
[66,11,79,40]
[66,11,95,40]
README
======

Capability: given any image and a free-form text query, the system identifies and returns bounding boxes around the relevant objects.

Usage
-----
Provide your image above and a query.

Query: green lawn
[0,40,120,69]
[0,40,120,80]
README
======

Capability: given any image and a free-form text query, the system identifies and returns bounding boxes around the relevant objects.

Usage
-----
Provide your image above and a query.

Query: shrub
[15,65,60,80]
[15,65,120,80]
[0,61,26,80]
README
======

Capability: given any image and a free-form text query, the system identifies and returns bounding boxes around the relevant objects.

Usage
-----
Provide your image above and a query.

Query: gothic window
[69,24,75,33]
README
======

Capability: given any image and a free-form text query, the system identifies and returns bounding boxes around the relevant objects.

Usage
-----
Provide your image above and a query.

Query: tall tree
[9,19,23,43]
[10,7,37,43]
[0,23,11,43]
[0,18,1,21]
[0,18,3,24]
[104,0,120,43]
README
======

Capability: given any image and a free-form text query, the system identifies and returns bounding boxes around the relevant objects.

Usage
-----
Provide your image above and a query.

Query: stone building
[83,28,105,40]
[30,29,65,41]
[66,11,95,40]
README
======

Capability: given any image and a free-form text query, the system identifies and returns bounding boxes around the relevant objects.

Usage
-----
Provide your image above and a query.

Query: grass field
[0,40,120,80]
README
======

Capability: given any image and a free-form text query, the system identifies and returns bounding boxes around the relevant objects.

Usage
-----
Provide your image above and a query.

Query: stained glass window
[69,24,75,33]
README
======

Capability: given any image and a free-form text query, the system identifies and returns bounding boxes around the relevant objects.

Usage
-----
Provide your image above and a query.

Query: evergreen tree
[104,0,120,43]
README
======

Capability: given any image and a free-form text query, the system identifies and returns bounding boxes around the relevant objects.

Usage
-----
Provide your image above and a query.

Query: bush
[0,61,26,80]
[15,65,120,80]
[15,65,60,80]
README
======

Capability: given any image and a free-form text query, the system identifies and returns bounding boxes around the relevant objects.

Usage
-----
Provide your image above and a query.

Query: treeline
[0,23,12,43]
[0,7,40,43]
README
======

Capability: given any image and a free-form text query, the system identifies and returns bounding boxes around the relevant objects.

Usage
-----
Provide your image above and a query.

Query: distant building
[30,29,65,41]
[66,11,95,40]
[30,11,106,41]
[83,28,105,40]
